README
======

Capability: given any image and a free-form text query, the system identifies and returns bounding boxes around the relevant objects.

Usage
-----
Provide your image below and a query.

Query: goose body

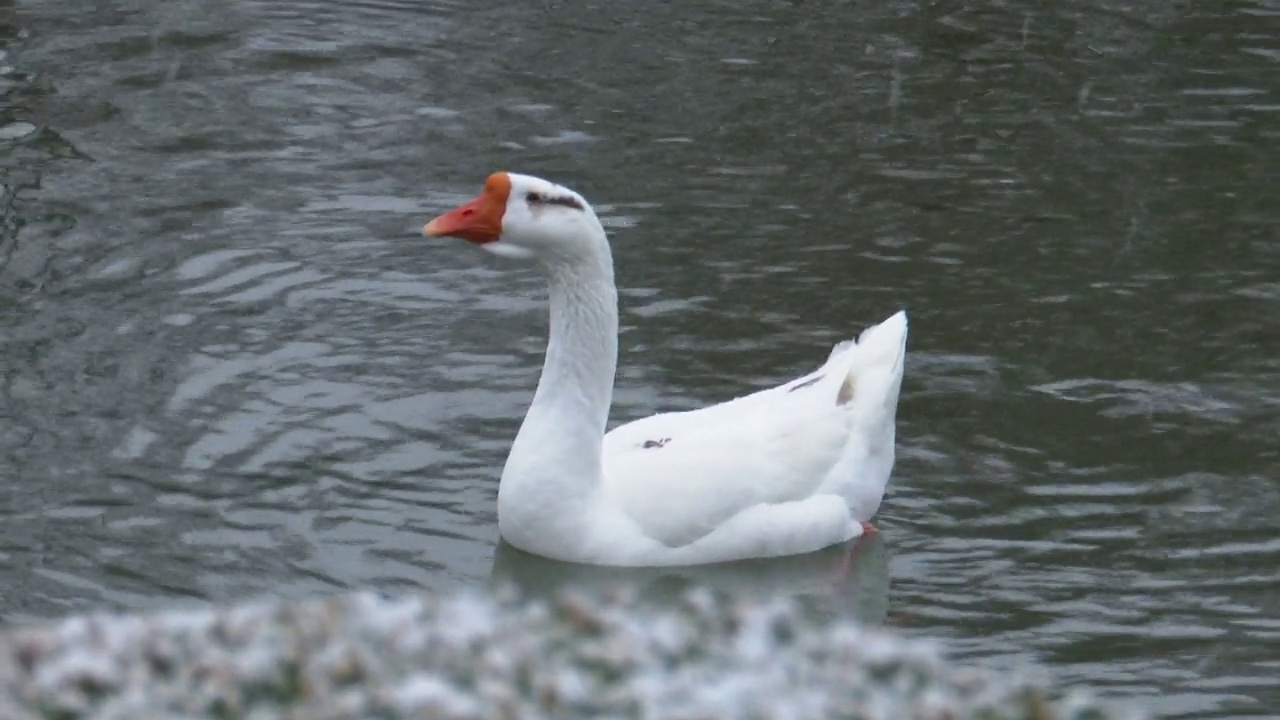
[424,172,907,566]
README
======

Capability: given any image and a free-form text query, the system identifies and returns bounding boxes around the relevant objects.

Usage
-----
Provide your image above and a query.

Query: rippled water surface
[1,0,1277,716]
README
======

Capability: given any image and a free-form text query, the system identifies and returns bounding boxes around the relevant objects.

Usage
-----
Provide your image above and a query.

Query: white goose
[424,172,908,567]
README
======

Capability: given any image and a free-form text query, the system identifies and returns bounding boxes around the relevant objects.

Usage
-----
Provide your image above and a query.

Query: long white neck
[530,252,618,448]
[498,229,618,540]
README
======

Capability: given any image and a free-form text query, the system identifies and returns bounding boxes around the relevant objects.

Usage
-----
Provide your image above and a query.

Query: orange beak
[423,172,511,244]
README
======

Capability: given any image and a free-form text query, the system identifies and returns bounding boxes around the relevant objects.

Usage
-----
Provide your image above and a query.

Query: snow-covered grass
[0,588,1144,720]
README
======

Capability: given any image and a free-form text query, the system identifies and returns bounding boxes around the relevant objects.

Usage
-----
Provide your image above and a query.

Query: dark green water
[1,0,1276,716]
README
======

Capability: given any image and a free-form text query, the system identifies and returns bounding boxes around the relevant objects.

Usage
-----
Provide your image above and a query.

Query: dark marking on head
[788,374,824,393]
[642,437,671,449]
[526,192,585,211]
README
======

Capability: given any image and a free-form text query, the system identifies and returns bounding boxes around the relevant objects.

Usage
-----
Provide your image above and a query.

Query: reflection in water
[489,536,890,626]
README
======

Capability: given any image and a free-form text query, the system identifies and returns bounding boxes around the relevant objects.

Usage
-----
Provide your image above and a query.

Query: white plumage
[424,172,908,566]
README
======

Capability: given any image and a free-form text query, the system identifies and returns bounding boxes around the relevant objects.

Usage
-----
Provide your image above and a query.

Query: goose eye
[526,192,545,204]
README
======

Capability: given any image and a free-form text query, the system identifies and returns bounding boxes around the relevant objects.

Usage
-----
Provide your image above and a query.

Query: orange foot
[830,526,877,587]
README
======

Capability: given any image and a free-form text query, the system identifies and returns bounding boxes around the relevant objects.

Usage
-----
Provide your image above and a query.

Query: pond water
[1,0,1277,717]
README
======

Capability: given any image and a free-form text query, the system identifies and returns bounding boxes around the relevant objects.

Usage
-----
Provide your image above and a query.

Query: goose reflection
[489,534,891,625]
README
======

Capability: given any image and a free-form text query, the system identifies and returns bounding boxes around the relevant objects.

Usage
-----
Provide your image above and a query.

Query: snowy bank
[0,588,1143,720]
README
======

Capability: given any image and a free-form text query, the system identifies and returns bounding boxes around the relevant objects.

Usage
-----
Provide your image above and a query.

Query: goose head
[424,172,604,264]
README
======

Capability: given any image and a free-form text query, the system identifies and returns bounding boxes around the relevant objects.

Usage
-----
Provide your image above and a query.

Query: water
[1,0,1276,716]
